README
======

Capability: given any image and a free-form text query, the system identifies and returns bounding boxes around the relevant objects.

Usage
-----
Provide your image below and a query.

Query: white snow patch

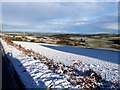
[13,41,120,83]
[1,40,73,88]
[1,39,120,88]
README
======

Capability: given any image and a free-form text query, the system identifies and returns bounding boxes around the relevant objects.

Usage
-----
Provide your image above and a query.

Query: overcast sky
[1,1,119,34]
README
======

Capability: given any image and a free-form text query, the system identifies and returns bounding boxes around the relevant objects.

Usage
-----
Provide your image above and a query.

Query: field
[3,33,120,51]
[1,37,120,89]
[67,35,120,50]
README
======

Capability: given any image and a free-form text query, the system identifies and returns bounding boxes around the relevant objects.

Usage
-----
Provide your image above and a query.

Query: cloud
[48,22,65,26]
[94,32,112,34]
[2,2,118,34]
[0,2,2,25]
[3,2,117,24]
[3,2,81,25]
[3,21,29,27]
[104,23,118,30]
[2,0,119,2]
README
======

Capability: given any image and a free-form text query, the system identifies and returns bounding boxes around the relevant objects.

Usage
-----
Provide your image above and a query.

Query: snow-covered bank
[14,41,119,83]
[1,38,120,89]
[1,40,73,88]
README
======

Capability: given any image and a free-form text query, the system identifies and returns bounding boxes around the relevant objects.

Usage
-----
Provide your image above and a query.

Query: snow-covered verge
[1,40,73,88]
[1,38,120,89]
[14,41,120,83]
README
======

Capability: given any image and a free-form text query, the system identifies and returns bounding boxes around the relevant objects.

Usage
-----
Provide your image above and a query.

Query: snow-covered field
[1,39,120,89]
[14,41,119,83]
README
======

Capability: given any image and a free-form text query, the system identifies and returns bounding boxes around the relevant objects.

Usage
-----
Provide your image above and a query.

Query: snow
[26,36,36,40]
[13,41,119,83]
[1,39,120,89]
[41,44,119,64]
[1,40,73,88]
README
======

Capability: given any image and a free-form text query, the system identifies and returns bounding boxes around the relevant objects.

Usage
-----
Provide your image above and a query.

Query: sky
[1,0,119,34]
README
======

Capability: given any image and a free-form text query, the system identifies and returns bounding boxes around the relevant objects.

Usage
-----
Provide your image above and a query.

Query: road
[0,41,25,89]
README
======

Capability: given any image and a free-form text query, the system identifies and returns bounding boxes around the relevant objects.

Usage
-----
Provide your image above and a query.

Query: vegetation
[109,39,120,45]
[0,35,3,38]
[56,40,72,45]
[110,44,120,50]
[4,32,120,50]
[10,37,23,41]
[30,39,35,42]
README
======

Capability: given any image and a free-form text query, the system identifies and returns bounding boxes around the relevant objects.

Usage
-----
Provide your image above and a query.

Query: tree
[30,39,35,42]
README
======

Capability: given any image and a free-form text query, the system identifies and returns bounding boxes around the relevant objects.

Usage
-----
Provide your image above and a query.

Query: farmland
[1,35,120,89]
[3,33,120,51]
